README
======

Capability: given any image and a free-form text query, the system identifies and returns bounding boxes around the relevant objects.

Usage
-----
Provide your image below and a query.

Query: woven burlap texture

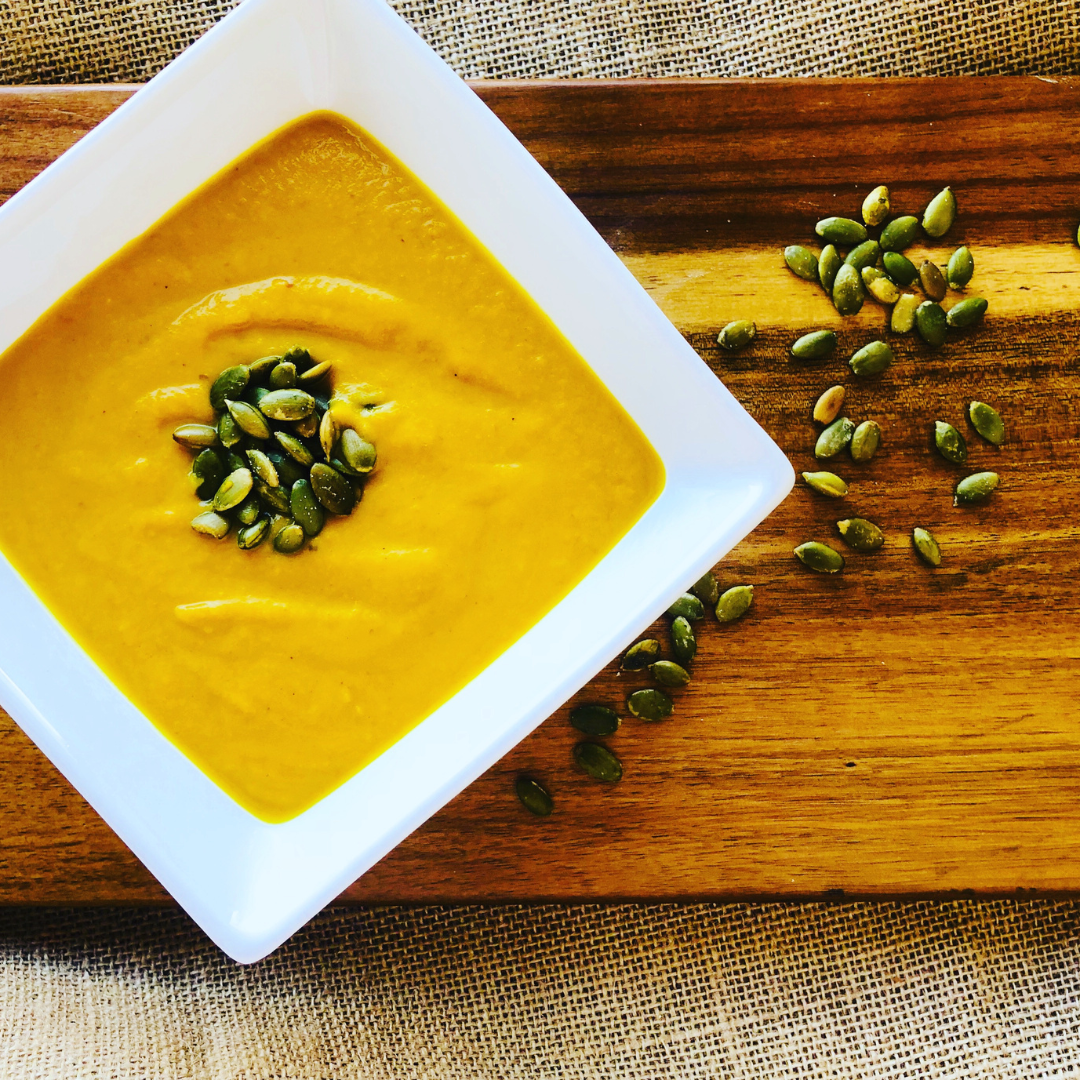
[0,902,1077,1078]
[1,0,1079,83]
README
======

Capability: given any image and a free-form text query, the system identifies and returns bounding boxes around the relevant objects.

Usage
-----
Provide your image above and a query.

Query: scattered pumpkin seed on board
[690,571,720,606]
[879,215,921,252]
[621,638,661,670]
[515,776,554,816]
[784,245,819,281]
[954,471,1000,506]
[671,616,696,665]
[837,517,885,552]
[627,688,674,721]
[882,252,918,287]
[915,301,947,348]
[816,217,868,245]
[794,541,845,573]
[946,246,974,288]
[716,585,754,623]
[934,421,968,465]
[668,593,705,621]
[813,385,845,425]
[968,401,1005,445]
[815,416,856,459]
[845,239,882,272]
[832,263,865,316]
[651,660,691,687]
[570,704,621,737]
[849,340,894,377]
[890,293,920,334]
[861,266,901,305]
[818,245,843,292]
[919,261,948,302]
[849,420,881,463]
[791,330,838,361]
[573,742,623,782]
[802,471,849,498]
[912,528,942,567]
[861,185,890,226]
[717,320,757,350]
[946,297,988,329]
[922,186,957,238]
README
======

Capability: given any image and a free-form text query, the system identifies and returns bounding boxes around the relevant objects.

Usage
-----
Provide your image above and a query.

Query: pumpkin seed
[861,266,901,305]
[850,420,882,462]
[212,467,253,512]
[190,448,225,499]
[268,361,297,390]
[225,451,246,473]
[310,462,357,515]
[832,263,865,316]
[573,741,623,781]
[259,388,316,421]
[849,340,894,377]
[716,584,753,622]
[319,409,337,460]
[236,495,261,526]
[626,688,674,722]
[717,319,757,350]
[191,510,230,539]
[281,345,312,372]
[791,330,838,361]
[622,638,661,670]
[248,355,281,381]
[879,215,921,252]
[255,479,291,515]
[837,517,884,552]
[954,471,999,505]
[813,385,845,425]
[818,244,843,292]
[651,660,691,687]
[816,217,867,245]
[273,522,306,553]
[172,423,219,450]
[690,571,720,606]
[668,593,705,621]
[922,186,957,238]
[226,399,271,440]
[915,301,947,347]
[890,292,920,334]
[919,260,947,302]
[946,246,974,288]
[298,360,332,384]
[245,448,279,487]
[968,400,1005,445]
[947,297,987,329]
[290,478,325,537]
[274,430,316,467]
[293,412,319,439]
[244,385,270,408]
[862,185,890,226]
[515,776,553,816]
[217,411,243,449]
[237,516,270,550]
[934,421,968,464]
[912,527,942,567]
[671,616,696,665]
[330,457,362,478]
[570,705,621,737]
[794,541,845,573]
[815,416,855,459]
[845,239,882,272]
[802,470,848,498]
[340,429,377,474]
[883,252,918,288]
[784,245,819,281]
[209,365,249,411]
[267,451,305,488]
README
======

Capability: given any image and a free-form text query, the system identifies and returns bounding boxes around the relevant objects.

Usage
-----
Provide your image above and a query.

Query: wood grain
[1,79,1079,904]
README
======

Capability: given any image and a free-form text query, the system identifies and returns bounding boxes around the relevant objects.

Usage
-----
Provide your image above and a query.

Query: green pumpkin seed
[716,584,753,622]
[274,430,316,467]
[815,416,855,459]
[954,471,999,505]
[290,478,325,537]
[832,263,865,316]
[818,244,843,292]
[934,421,968,464]
[922,186,957,238]
[248,354,281,381]
[298,360,332,384]
[622,638,661,670]
[273,521,306,553]
[915,301,947,348]
[802,470,848,498]
[861,266,901,305]
[890,293,920,334]
[209,365,249,411]
[259,388,316,421]
[845,239,881,272]
[717,319,757,350]
[237,516,270,550]
[226,399,271,440]
[947,297,987,329]
[190,448,225,499]
[912,527,942,567]
[651,660,691,687]
[626,688,674,722]
[882,251,918,287]
[862,185,890,226]
[244,385,270,408]
[879,215,921,252]
[292,412,319,439]
[172,423,219,450]
[267,451,305,488]
[849,340,893,377]
[245,448,279,487]
[570,705,621,737]
[573,741,623,781]
[919,260,947,302]
[330,457,362,478]
[515,776,553,816]
[255,479,291,515]
[968,400,1005,445]
[690,571,720,606]
[268,361,297,390]
[671,616,696,665]
[791,330,837,361]
[191,510,230,539]
[850,420,882,462]
[319,410,337,460]
[794,541,845,573]
[217,411,243,449]
[225,451,246,473]
[815,217,867,245]
[784,245,819,281]
[667,593,705,620]
[837,517,884,552]
[340,429,377,474]
[281,345,312,372]
[212,467,253,512]
[310,462,357,515]
[813,385,845,425]
[235,495,261,526]
[946,246,974,288]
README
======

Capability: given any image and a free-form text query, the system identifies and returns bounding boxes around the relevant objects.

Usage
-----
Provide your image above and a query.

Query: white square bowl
[0,0,793,962]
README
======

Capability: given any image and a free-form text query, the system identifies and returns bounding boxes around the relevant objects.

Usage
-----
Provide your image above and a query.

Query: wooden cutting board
[1,78,1079,904]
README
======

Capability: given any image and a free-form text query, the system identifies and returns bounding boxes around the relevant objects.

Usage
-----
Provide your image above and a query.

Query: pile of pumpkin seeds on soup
[172,346,376,554]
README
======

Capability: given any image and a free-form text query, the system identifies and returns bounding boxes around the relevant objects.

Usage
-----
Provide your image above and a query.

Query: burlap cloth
[3,2,1080,1075]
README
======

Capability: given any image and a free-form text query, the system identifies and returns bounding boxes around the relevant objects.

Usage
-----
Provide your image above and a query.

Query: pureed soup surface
[0,113,664,821]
